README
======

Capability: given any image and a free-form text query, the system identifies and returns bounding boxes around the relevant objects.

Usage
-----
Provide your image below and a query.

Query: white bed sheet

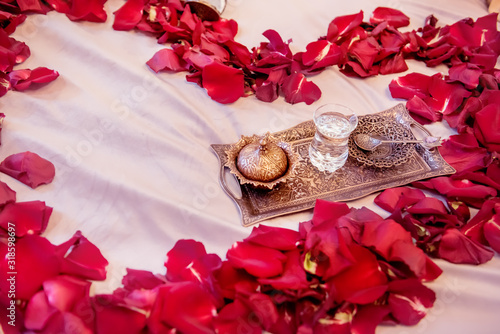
[1,0,499,332]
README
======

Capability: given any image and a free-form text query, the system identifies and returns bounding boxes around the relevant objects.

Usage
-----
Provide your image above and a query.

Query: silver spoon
[354,133,441,151]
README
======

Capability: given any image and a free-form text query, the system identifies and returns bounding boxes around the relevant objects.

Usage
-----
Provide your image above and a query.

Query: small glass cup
[309,104,358,173]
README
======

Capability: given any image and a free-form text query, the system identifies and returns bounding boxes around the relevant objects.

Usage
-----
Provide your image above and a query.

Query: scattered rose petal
[388,279,436,326]
[281,72,321,105]
[258,249,309,290]
[0,180,16,206]
[0,201,52,237]
[0,235,60,300]
[226,241,287,278]
[112,0,145,31]
[438,134,490,173]
[202,62,244,104]
[148,282,216,334]
[474,103,500,152]
[244,225,300,251]
[147,48,188,73]
[370,7,410,28]
[94,297,147,334]
[327,11,364,42]
[8,67,59,91]
[374,187,426,213]
[448,62,482,89]
[438,228,494,264]
[389,72,432,100]
[24,290,57,330]
[0,151,55,188]
[56,231,108,281]
[406,96,442,124]
[484,214,500,253]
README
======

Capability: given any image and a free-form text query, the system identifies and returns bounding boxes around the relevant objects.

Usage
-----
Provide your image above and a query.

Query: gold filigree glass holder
[211,104,456,227]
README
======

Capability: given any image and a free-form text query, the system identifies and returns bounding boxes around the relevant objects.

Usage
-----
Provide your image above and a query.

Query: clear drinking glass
[309,104,358,173]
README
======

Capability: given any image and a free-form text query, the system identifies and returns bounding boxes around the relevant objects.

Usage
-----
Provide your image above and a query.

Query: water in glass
[309,104,358,173]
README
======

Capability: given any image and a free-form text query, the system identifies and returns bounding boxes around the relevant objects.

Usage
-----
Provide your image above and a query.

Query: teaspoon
[354,133,441,151]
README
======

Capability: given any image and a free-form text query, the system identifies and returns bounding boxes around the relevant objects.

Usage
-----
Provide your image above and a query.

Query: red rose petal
[213,262,258,300]
[351,304,391,334]
[0,235,60,300]
[349,37,380,71]
[438,134,490,173]
[16,0,49,14]
[112,0,145,31]
[244,225,300,251]
[379,52,408,75]
[388,279,436,326]
[36,312,92,334]
[45,0,71,14]
[484,214,500,253]
[149,282,216,334]
[304,220,356,279]
[0,180,16,206]
[261,29,292,57]
[43,275,91,312]
[214,299,262,334]
[360,219,412,259]
[24,291,57,331]
[462,198,500,245]
[406,96,442,124]
[448,63,482,89]
[165,239,207,275]
[56,231,108,281]
[438,228,494,264]
[258,249,309,290]
[370,7,410,28]
[146,48,188,73]
[245,293,279,330]
[164,239,222,284]
[330,244,388,304]
[281,72,321,105]
[0,201,52,237]
[255,80,279,103]
[474,103,500,152]
[327,11,364,42]
[94,297,147,334]
[389,239,443,281]
[425,74,471,115]
[407,197,448,215]
[65,0,107,22]
[374,187,426,213]
[301,40,342,71]
[389,72,432,100]
[202,62,244,104]
[0,74,10,98]
[9,67,59,91]
[443,95,482,132]
[223,40,252,67]
[430,177,497,201]
[227,241,287,278]
[448,16,484,48]
[312,199,351,226]
[0,151,55,188]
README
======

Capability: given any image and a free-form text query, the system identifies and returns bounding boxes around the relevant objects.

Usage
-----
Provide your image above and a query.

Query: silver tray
[211,104,456,227]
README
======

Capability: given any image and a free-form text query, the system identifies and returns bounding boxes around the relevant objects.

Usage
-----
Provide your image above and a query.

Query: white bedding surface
[1,0,499,332]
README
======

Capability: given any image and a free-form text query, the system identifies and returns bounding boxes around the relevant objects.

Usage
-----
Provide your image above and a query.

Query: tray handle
[219,163,243,204]
[409,119,433,137]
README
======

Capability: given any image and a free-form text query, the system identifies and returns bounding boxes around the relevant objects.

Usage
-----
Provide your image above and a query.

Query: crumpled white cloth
[2,0,499,333]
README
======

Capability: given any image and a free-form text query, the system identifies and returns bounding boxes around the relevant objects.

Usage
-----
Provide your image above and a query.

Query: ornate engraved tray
[211,104,455,227]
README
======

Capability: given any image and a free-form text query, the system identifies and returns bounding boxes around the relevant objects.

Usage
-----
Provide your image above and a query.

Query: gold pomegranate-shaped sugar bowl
[225,133,298,189]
